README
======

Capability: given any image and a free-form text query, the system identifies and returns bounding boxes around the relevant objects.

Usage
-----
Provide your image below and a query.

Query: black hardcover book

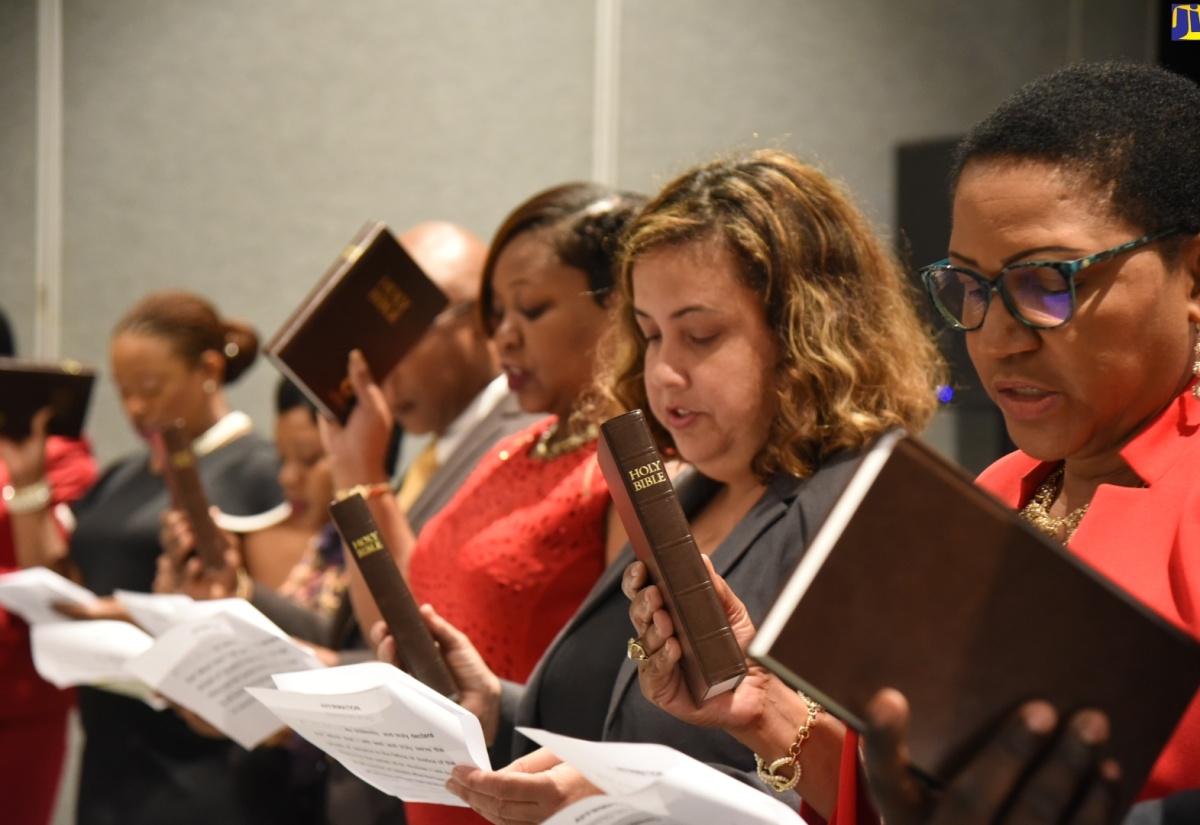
[266,221,448,423]
[329,492,459,701]
[749,430,1200,816]
[0,357,95,441]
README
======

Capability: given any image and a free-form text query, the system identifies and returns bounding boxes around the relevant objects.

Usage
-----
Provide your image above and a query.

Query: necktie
[397,439,439,511]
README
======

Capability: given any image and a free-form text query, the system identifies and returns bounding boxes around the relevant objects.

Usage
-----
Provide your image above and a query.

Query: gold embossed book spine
[598,409,747,704]
[264,220,449,422]
[329,492,459,701]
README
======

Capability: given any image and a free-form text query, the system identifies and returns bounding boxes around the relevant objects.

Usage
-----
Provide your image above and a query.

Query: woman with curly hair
[384,148,945,824]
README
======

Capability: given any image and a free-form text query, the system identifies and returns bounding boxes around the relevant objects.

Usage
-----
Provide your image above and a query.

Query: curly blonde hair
[597,149,946,480]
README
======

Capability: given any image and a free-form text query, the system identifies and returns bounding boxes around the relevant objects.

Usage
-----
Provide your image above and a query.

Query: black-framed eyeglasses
[919,229,1180,331]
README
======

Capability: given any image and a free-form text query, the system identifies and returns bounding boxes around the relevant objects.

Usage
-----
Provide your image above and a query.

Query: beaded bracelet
[2,479,52,515]
[333,482,393,502]
[755,692,824,793]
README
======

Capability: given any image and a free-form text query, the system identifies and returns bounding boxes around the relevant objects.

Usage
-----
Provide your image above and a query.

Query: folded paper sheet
[0,566,97,625]
[519,728,807,825]
[248,661,488,805]
[31,620,155,694]
[126,605,323,748]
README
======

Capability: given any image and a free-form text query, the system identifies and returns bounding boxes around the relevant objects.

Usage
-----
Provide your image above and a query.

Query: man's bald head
[399,222,487,306]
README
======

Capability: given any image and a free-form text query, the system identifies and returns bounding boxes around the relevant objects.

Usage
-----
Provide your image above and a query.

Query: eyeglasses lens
[1005,266,1072,327]
[930,266,1072,329]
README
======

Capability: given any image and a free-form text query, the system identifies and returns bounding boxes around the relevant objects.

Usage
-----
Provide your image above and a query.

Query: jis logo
[1172,4,1200,40]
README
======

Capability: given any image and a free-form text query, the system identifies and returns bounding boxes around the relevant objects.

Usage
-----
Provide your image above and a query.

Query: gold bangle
[333,482,392,502]
[235,567,253,601]
[755,692,823,793]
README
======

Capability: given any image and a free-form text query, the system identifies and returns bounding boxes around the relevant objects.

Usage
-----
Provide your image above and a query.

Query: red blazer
[977,386,1200,801]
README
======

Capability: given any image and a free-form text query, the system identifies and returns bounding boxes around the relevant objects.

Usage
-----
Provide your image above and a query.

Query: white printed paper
[248,661,489,805]
[519,728,807,825]
[114,591,290,639]
[0,567,97,625]
[125,605,322,749]
[30,619,155,701]
[113,590,197,636]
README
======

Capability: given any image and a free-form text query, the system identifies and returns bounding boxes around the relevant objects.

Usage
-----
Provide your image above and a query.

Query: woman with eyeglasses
[907,60,1200,822]
[632,62,1200,825]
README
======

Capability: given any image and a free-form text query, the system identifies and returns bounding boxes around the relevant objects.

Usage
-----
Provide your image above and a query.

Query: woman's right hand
[862,688,1119,825]
[53,595,134,623]
[623,556,778,736]
[0,406,52,486]
[371,605,503,746]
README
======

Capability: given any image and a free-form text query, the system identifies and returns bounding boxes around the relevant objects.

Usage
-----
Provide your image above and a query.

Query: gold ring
[627,637,650,662]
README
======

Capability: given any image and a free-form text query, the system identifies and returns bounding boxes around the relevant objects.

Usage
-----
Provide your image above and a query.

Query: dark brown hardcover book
[597,409,747,705]
[0,356,95,440]
[329,492,459,701]
[265,220,449,423]
[748,430,1200,816]
[156,423,229,571]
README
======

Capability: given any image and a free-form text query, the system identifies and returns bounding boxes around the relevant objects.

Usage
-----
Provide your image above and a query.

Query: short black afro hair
[952,61,1200,239]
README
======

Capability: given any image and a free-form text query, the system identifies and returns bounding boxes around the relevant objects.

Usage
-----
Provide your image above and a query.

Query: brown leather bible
[748,430,1200,815]
[598,409,746,705]
[265,220,449,423]
[329,492,459,701]
[0,356,95,441]
[156,423,229,571]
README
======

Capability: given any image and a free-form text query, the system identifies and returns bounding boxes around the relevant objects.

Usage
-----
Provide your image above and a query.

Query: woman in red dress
[324,184,645,825]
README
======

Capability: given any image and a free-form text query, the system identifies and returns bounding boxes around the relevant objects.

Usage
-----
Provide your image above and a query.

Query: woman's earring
[1192,336,1200,401]
[203,379,217,394]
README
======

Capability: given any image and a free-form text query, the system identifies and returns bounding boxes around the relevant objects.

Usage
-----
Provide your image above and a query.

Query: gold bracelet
[755,692,823,793]
[235,567,253,601]
[333,482,392,502]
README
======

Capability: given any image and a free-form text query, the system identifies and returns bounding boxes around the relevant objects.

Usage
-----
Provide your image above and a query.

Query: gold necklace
[532,421,598,461]
[1019,467,1089,543]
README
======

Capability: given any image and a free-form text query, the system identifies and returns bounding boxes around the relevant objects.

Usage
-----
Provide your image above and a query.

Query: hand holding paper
[510,729,806,825]
[248,661,488,805]
[0,566,97,625]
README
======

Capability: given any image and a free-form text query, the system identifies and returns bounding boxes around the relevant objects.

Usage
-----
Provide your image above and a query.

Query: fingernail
[1076,710,1110,745]
[1022,701,1057,734]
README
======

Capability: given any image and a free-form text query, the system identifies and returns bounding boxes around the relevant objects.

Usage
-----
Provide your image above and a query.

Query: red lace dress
[406,417,610,825]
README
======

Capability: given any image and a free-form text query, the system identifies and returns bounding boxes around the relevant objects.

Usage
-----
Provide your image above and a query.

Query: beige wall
[2,0,1154,466]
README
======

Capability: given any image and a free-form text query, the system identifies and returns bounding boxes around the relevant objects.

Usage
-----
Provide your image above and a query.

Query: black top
[70,431,295,825]
[502,450,863,800]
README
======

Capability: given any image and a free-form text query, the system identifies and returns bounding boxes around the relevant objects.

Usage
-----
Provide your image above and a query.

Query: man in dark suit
[383,222,540,534]
[322,222,539,825]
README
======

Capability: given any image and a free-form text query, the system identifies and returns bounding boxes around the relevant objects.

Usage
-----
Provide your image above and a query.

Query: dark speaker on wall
[895,137,1013,474]
[894,137,988,410]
